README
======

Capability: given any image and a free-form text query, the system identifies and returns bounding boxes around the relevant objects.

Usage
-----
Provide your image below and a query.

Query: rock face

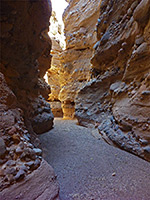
[48,0,101,118]
[60,0,101,119]
[0,160,59,200]
[0,0,59,198]
[0,0,54,135]
[47,12,64,117]
[75,0,150,161]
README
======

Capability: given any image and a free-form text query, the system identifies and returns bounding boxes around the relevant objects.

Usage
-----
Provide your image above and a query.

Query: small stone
[0,138,6,158]
[141,90,150,95]
[127,8,132,16]
[12,134,20,144]
[139,139,148,145]
[33,148,42,156]
[19,142,24,149]
[5,167,16,176]
[25,161,34,168]
[87,111,91,116]
[135,36,144,46]
[23,134,30,141]
[20,148,36,160]
[7,174,14,183]
[15,147,23,154]
[8,126,17,135]
[84,107,88,111]
[143,146,150,153]
[33,158,41,169]
[14,169,25,181]
[112,172,116,176]
[5,160,16,167]
[19,164,28,172]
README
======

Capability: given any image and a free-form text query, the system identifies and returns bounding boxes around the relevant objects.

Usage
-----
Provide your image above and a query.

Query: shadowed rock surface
[75,0,150,161]
[39,119,150,200]
[0,0,54,135]
[0,0,59,198]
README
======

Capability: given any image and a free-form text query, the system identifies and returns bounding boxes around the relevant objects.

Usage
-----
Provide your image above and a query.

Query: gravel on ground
[39,118,150,200]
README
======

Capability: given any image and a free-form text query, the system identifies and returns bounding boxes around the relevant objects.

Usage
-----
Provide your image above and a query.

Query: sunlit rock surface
[47,11,64,117]
[48,0,101,118]
[75,0,150,161]
[0,0,59,198]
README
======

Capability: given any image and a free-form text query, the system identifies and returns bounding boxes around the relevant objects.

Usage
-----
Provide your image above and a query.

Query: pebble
[19,164,28,172]
[8,126,16,135]
[12,134,20,144]
[20,150,36,161]
[5,167,16,176]
[139,139,148,145]
[33,148,42,156]
[5,160,16,167]
[141,90,150,95]
[112,172,116,176]
[15,147,23,154]
[143,146,150,153]
[25,161,35,168]
[14,169,25,181]
[0,138,6,158]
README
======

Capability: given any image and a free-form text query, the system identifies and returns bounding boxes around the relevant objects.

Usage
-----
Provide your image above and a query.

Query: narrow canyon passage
[39,119,150,200]
[1,0,150,199]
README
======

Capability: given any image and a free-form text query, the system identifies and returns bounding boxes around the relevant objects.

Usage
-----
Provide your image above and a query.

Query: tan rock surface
[75,0,150,161]
[48,0,101,118]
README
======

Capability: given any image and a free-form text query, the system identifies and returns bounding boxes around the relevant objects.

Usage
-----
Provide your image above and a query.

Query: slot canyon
[0,0,150,199]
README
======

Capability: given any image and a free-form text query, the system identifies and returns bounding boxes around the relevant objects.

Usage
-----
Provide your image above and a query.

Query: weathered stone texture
[0,160,59,200]
[75,0,150,161]
[0,0,59,198]
[0,0,54,134]
[48,0,101,118]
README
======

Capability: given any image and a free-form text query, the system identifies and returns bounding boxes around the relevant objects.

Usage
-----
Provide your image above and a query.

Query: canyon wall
[75,0,150,161]
[0,0,54,135]
[47,12,64,117]
[48,0,101,118]
[60,0,101,119]
[0,0,59,199]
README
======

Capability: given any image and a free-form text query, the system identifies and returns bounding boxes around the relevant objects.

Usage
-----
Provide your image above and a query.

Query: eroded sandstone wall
[48,0,101,119]
[0,0,59,198]
[0,0,54,135]
[47,12,64,117]
[75,0,150,161]
[60,0,101,119]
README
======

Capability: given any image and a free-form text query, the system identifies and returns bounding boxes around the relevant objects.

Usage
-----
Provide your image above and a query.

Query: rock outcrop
[47,12,64,117]
[0,0,59,198]
[0,0,54,135]
[59,0,101,119]
[48,0,101,118]
[75,0,150,161]
[0,160,59,200]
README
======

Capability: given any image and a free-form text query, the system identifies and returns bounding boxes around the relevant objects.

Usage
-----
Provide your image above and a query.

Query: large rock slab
[0,160,59,200]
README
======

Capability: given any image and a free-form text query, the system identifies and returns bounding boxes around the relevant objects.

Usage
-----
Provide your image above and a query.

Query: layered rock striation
[0,0,54,135]
[48,0,101,119]
[47,12,64,117]
[60,0,101,119]
[0,0,59,198]
[75,0,150,161]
